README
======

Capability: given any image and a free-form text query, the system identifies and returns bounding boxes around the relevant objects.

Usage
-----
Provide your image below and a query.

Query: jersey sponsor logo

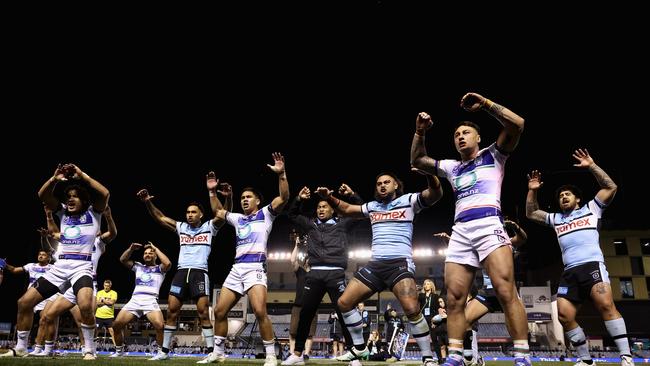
[237,223,252,239]
[557,286,568,295]
[138,273,153,283]
[555,217,592,235]
[179,233,209,244]
[62,226,82,240]
[453,172,478,191]
[369,209,408,223]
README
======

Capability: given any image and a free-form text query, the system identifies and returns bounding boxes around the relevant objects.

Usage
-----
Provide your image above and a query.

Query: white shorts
[42,260,94,293]
[34,293,60,313]
[222,262,267,295]
[62,281,97,305]
[445,216,510,268]
[122,295,161,318]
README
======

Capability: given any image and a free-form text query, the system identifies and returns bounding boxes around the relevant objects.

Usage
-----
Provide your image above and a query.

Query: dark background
[0,3,647,323]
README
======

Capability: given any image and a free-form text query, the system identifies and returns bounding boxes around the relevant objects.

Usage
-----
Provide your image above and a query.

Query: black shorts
[557,261,608,303]
[169,268,210,301]
[354,258,414,292]
[330,333,341,342]
[96,317,114,328]
[475,288,502,312]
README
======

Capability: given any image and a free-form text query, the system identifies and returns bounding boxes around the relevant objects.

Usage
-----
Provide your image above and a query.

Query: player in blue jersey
[526,149,633,366]
[201,152,290,366]
[411,93,530,366]
[137,182,232,361]
[315,171,443,366]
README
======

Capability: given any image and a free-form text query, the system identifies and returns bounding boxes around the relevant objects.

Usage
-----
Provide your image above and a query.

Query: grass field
[0,356,636,366]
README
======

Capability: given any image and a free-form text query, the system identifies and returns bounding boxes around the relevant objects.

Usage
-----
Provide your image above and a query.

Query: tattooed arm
[573,148,618,205]
[460,92,525,153]
[526,170,549,225]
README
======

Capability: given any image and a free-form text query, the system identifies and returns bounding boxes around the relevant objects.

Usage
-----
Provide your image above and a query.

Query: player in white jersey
[138,181,232,362]
[111,242,172,357]
[410,93,530,366]
[30,205,117,357]
[435,218,528,366]
[200,153,289,366]
[314,171,442,366]
[0,164,109,359]
[2,251,56,349]
[526,149,634,366]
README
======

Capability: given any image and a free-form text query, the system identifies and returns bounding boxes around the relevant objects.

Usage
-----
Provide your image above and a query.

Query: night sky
[1,5,646,322]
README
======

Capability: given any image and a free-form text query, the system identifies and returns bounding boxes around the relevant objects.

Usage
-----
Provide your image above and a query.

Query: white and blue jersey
[56,205,102,266]
[23,262,53,287]
[176,220,218,271]
[226,205,277,263]
[436,143,507,223]
[544,198,606,269]
[361,193,426,260]
[131,261,166,299]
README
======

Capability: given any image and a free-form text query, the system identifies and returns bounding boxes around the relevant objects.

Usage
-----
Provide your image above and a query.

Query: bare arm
[411,167,443,207]
[4,262,25,274]
[119,242,141,269]
[65,164,110,213]
[290,238,300,272]
[268,152,290,213]
[104,295,116,306]
[525,170,549,225]
[137,189,176,232]
[38,164,66,210]
[206,172,228,226]
[460,93,525,153]
[147,242,172,273]
[410,112,439,174]
[315,187,365,218]
[504,220,527,247]
[99,206,117,243]
[573,148,617,205]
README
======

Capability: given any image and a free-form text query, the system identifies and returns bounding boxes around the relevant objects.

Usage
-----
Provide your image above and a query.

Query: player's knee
[403,304,420,318]
[596,300,617,316]
[558,311,573,326]
[214,307,228,321]
[252,306,267,319]
[17,294,36,311]
[494,286,516,303]
[337,297,353,312]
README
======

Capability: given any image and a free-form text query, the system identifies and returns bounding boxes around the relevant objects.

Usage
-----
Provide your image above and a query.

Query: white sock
[215,336,226,355]
[16,330,30,351]
[263,339,275,356]
[80,323,95,355]
[604,318,631,356]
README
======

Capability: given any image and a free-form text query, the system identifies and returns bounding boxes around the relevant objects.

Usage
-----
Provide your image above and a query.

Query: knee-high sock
[214,336,226,355]
[162,325,176,353]
[80,323,95,355]
[566,326,592,362]
[463,330,474,360]
[342,309,365,350]
[472,329,479,360]
[409,315,434,359]
[604,318,631,356]
[202,326,214,352]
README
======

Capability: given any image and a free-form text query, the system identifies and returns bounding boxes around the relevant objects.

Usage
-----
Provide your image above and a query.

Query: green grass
[0,357,632,366]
